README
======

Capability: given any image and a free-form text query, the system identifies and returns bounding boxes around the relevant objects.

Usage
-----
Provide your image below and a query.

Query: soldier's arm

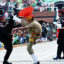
[12,27,27,32]
[53,22,61,29]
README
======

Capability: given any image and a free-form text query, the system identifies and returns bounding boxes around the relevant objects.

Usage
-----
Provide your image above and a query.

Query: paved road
[0,40,64,64]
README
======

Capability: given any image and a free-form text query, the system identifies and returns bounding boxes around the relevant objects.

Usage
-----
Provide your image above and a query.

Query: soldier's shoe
[3,61,12,64]
[53,57,61,60]
[61,57,64,59]
[33,61,40,64]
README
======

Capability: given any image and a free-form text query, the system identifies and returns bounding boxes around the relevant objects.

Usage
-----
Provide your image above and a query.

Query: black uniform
[57,17,64,58]
[0,18,14,63]
[42,26,47,38]
[0,18,21,64]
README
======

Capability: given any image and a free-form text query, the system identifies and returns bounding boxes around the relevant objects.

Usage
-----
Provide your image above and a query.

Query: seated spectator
[0,41,2,48]
[12,30,21,45]
[0,41,4,48]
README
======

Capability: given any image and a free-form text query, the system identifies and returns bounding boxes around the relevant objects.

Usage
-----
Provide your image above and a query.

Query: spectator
[41,24,47,41]
[0,41,2,48]
[46,23,53,41]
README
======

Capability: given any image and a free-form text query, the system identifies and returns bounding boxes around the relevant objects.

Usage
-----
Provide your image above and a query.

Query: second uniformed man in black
[53,10,64,60]
[0,12,21,64]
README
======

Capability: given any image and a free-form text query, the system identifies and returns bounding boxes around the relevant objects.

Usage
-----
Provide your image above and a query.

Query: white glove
[53,22,61,29]
[13,15,21,23]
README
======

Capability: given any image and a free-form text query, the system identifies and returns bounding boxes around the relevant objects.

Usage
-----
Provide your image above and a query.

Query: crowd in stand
[0,0,57,48]
[0,0,55,11]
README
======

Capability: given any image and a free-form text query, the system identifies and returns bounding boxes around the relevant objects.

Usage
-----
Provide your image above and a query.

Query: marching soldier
[13,7,42,64]
[0,9,21,64]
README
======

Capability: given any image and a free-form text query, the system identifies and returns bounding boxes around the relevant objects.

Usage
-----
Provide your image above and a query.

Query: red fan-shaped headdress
[18,7,34,20]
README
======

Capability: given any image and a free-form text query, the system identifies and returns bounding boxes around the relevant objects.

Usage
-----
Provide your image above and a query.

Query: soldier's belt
[57,27,64,29]
[31,32,41,36]
[29,37,34,43]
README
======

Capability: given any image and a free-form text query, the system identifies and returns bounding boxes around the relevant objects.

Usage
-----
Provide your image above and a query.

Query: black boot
[37,61,40,64]
[53,57,61,60]
[61,56,64,59]
[33,61,40,64]
[3,61,12,64]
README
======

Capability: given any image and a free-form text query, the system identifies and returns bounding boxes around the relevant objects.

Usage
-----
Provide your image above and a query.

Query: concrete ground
[0,40,64,64]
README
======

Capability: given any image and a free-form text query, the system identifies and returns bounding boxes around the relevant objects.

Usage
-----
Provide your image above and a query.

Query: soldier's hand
[12,28,17,34]
[12,28,18,32]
